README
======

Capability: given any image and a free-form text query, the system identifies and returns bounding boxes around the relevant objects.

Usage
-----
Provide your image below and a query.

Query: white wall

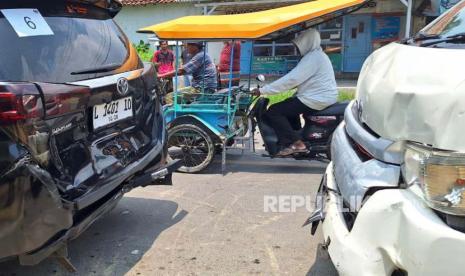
[207,42,224,65]
[115,3,202,45]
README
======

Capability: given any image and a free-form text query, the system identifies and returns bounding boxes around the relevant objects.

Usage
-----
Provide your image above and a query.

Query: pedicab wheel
[167,123,215,173]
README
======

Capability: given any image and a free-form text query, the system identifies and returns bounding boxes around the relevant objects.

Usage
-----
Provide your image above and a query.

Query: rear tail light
[38,83,90,118]
[0,84,43,124]
[309,116,337,124]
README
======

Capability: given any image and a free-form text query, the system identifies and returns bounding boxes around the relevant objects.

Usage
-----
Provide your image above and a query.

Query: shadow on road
[0,197,187,276]
[206,152,327,175]
[306,244,338,276]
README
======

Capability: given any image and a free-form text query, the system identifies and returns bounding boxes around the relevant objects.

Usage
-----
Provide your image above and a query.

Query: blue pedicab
[151,39,254,173]
[140,48,255,173]
[138,0,368,173]
[163,81,253,173]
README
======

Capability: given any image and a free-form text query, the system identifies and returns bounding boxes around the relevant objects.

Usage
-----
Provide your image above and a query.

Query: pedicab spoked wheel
[168,123,215,173]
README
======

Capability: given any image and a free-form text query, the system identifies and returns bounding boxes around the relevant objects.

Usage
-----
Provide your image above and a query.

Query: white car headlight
[402,143,465,216]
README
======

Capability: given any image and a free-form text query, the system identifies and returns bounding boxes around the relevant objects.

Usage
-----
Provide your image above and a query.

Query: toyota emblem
[116,77,129,96]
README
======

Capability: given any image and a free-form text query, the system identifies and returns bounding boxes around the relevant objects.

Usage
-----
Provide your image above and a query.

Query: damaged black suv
[0,0,178,266]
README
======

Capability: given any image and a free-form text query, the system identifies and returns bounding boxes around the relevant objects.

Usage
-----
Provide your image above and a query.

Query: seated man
[253,28,338,157]
[159,42,218,105]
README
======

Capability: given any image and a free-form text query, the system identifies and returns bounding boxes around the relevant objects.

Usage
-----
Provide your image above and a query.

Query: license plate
[93,97,133,129]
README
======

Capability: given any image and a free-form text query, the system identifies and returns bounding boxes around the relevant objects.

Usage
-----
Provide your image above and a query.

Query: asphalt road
[0,148,337,276]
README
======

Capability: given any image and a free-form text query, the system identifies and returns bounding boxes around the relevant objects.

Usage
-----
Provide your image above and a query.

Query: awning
[197,0,308,15]
[138,0,369,40]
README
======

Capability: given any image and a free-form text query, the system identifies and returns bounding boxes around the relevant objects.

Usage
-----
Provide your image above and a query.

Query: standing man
[153,40,175,91]
[218,41,241,88]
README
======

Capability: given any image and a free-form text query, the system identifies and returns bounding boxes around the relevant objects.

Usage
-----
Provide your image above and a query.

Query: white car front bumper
[322,162,465,276]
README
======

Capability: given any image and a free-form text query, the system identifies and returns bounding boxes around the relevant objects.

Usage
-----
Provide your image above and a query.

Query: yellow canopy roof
[138,0,368,40]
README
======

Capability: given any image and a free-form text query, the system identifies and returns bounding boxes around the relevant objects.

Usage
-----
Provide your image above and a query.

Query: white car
[307,1,465,275]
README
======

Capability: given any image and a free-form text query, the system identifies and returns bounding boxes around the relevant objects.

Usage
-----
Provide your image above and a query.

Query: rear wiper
[420,32,465,47]
[71,63,122,75]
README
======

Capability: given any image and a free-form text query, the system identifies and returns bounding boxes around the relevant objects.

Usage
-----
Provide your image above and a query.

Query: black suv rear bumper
[0,131,176,265]
[16,159,181,266]
[74,139,167,210]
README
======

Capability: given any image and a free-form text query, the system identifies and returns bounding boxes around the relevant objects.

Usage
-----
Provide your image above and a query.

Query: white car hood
[357,42,465,152]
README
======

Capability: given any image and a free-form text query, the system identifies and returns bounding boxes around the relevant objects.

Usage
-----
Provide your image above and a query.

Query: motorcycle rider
[253,28,338,157]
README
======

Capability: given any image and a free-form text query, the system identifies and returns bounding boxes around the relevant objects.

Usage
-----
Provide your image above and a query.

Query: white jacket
[260,28,338,110]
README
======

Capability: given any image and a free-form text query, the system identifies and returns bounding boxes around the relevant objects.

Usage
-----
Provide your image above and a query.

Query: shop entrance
[343,14,372,72]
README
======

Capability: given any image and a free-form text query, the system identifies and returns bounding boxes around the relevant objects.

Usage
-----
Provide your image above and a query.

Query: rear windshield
[0,4,131,83]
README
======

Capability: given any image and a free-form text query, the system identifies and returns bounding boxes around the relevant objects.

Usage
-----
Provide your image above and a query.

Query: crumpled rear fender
[0,157,72,260]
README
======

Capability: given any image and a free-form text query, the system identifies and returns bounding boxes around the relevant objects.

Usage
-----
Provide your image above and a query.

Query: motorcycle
[250,75,347,161]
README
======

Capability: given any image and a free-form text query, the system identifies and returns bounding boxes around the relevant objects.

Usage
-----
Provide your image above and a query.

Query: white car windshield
[422,0,465,37]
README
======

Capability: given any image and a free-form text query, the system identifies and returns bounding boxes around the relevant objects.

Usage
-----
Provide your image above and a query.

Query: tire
[167,123,215,173]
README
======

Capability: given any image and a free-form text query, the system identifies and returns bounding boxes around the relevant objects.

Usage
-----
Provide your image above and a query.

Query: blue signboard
[372,16,400,41]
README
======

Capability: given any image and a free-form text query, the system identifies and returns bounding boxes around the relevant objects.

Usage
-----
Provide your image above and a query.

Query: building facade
[115,1,203,44]
[228,0,427,75]
[117,0,448,75]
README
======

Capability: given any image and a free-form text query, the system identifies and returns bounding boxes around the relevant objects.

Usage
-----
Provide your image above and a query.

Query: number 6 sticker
[1,9,54,37]
[24,16,37,30]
